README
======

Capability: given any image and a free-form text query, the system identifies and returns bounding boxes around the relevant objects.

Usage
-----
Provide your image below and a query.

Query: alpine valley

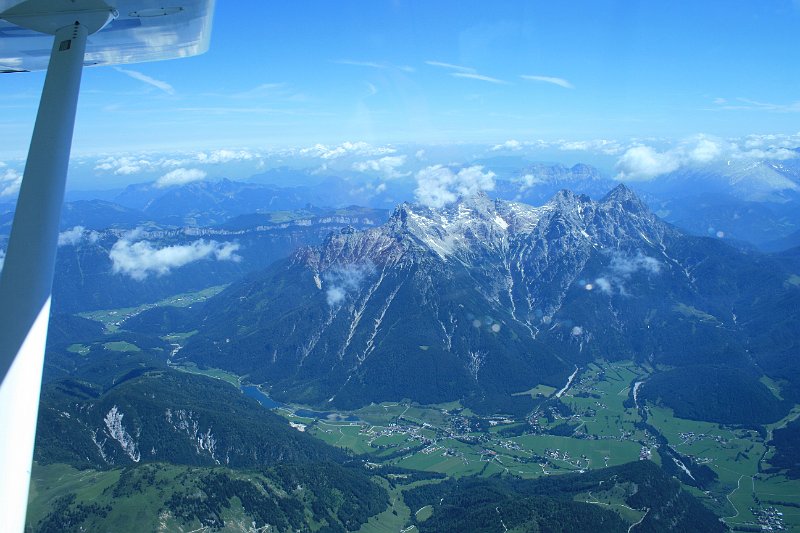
[24,177,800,532]
[7,2,800,530]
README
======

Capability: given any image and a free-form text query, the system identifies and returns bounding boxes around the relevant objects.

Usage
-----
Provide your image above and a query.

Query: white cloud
[110,234,241,281]
[713,97,800,113]
[336,59,390,69]
[114,67,175,95]
[615,145,682,181]
[93,149,263,176]
[155,168,207,188]
[0,249,5,273]
[593,251,662,296]
[58,226,100,247]
[491,139,523,151]
[738,147,797,160]
[326,286,346,306]
[593,277,612,294]
[414,165,496,208]
[195,149,257,164]
[0,168,22,198]
[426,61,506,84]
[115,165,143,175]
[689,137,722,163]
[521,75,574,89]
[556,139,623,155]
[425,60,476,73]
[736,133,800,160]
[517,173,545,192]
[323,263,374,307]
[336,59,414,72]
[229,82,308,102]
[353,155,409,179]
[489,138,623,155]
[451,72,509,85]
[94,155,157,176]
[299,141,396,160]
[610,252,661,277]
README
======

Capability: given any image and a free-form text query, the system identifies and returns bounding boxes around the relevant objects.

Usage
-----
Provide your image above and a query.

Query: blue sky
[2,1,800,187]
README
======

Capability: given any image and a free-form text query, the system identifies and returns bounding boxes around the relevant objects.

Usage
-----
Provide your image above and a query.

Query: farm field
[277,360,800,530]
[78,284,228,332]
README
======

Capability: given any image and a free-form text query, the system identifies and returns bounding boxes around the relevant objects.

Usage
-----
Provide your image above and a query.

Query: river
[555,366,580,398]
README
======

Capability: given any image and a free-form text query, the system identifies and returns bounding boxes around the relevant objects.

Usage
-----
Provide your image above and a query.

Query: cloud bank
[110,232,241,281]
[194,149,257,164]
[414,165,496,208]
[489,138,623,155]
[615,134,799,181]
[299,141,396,160]
[93,149,263,177]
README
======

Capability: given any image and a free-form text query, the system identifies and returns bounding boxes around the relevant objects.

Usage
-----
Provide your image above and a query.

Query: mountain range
[4,159,800,253]
[170,185,800,420]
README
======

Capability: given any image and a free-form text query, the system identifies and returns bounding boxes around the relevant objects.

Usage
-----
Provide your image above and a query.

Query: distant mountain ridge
[494,162,615,205]
[52,206,388,313]
[6,157,799,250]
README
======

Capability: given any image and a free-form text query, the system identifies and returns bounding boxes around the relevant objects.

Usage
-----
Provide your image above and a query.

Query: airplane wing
[1,0,214,72]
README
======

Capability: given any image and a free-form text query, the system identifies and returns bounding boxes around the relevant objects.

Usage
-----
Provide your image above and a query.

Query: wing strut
[0,3,214,529]
[0,21,89,533]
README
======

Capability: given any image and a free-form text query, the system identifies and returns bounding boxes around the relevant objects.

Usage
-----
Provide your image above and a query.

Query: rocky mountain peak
[569,163,602,178]
[547,189,591,208]
[602,183,645,209]
[314,186,666,268]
